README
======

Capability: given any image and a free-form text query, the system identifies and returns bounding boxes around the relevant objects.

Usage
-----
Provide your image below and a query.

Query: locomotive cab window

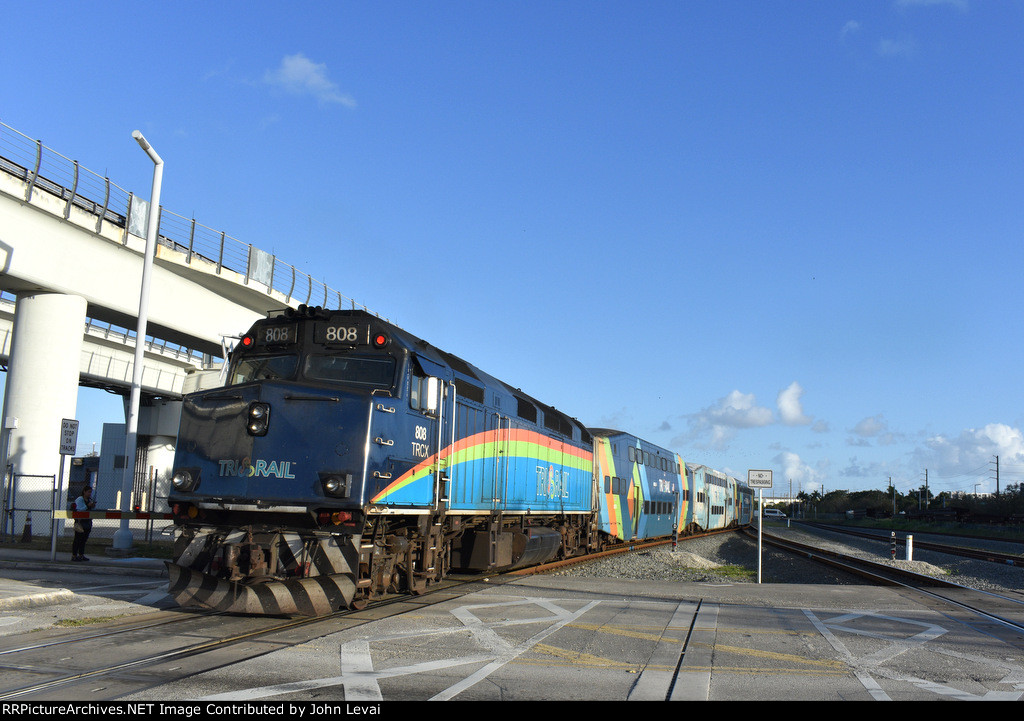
[410,374,443,413]
[304,354,396,389]
[229,354,299,385]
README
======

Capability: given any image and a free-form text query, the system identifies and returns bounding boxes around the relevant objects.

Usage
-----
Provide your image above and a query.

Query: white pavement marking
[803,608,1024,701]
[201,595,599,702]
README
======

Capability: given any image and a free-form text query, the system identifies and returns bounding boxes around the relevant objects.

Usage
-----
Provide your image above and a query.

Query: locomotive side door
[374,355,452,508]
[491,412,511,511]
[418,374,454,510]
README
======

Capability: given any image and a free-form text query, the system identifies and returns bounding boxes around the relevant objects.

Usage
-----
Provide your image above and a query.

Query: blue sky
[2,0,1023,499]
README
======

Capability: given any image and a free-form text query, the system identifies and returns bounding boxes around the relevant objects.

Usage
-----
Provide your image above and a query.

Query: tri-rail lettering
[218,459,297,478]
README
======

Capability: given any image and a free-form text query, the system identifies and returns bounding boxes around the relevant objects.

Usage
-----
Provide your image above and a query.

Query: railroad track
[795,521,1024,567]
[0,527,745,700]
[0,572,511,701]
[746,527,1024,644]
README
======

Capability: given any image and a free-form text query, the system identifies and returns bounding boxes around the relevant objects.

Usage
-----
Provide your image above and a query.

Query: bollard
[906,535,913,562]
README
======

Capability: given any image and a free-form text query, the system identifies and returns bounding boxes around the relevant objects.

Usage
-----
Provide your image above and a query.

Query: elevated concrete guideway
[0,121,379,530]
[0,294,203,399]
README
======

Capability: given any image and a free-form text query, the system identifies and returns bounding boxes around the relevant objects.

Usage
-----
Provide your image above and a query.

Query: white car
[762,508,787,519]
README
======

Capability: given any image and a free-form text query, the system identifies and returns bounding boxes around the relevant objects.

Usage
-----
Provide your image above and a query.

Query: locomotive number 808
[166,306,752,616]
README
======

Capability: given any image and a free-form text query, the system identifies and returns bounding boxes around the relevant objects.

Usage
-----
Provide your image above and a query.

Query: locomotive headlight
[320,472,353,498]
[171,468,199,492]
[247,402,271,436]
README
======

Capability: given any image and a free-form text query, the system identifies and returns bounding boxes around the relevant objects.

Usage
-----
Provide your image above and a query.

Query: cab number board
[255,324,296,345]
[315,322,369,346]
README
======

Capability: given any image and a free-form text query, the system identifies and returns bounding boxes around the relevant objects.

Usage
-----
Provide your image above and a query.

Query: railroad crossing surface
[141,577,1024,702]
[1,548,1021,702]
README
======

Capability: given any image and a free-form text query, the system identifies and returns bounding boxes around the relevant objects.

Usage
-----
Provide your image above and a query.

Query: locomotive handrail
[433,381,457,512]
[501,414,512,511]
[490,411,512,512]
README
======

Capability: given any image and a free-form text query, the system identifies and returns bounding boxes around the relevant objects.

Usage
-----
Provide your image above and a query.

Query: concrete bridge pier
[1,291,87,536]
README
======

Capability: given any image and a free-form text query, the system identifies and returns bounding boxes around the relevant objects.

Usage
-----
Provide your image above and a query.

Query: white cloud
[840,20,861,40]
[777,381,811,426]
[922,423,1024,476]
[682,390,773,449]
[772,451,827,492]
[849,414,902,446]
[841,456,896,480]
[706,390,774,429]
[852,414,887,437]
[264,53,356,107]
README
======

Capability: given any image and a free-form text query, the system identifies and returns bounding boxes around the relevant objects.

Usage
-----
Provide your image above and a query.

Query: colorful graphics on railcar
[703,468,729,530]
[370,427,593,513]
[592,430,683,542]
[674,453,691,535]
[736,481,753,525]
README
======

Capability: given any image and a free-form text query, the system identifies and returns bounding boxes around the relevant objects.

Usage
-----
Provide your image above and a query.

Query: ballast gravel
[549,524,1024,595]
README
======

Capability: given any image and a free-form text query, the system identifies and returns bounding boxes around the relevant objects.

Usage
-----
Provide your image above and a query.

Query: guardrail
[0,119,380,315]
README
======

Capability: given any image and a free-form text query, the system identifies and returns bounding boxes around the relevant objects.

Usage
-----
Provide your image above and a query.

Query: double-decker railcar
[736,480,753,526]
[681,464,745,533]
[591,430,685,542]
[166,306,752,615]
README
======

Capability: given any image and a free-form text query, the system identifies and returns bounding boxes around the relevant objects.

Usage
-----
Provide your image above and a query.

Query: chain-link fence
[1,472,55,543]
[2,470,173,546]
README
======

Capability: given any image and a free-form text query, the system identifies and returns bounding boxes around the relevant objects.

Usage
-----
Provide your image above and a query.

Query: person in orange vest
[71,485,96,561]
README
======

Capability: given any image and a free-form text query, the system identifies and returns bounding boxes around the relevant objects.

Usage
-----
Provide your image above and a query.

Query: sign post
[747,469,773,583]
[52,419,79,560]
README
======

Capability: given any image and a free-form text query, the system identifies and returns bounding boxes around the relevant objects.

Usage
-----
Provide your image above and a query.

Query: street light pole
[112,130,163,552]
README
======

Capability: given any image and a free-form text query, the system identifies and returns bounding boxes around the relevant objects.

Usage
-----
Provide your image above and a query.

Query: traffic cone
[20,513,32,542]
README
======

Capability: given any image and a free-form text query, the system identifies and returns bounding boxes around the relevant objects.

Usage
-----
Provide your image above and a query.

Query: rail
[0,120,381,316]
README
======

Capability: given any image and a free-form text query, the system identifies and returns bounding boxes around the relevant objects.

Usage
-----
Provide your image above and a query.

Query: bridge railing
[0,120,379,315]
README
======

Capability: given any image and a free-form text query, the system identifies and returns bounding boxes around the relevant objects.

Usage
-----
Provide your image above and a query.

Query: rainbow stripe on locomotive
[166,307,751,615]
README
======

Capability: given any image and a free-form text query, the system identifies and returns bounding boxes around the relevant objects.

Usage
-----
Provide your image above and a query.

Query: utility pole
[992,455,1000,496]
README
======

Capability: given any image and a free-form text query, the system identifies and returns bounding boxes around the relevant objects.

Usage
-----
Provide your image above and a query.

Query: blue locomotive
[167,307,752,615]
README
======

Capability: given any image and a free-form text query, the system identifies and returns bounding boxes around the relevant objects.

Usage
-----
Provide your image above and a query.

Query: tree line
[786,483,1024,521]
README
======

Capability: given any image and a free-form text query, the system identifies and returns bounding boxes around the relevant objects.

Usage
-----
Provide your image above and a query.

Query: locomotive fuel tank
[455,526,562,570]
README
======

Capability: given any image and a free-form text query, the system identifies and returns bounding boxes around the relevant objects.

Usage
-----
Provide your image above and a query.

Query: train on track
[167,307,753,615]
